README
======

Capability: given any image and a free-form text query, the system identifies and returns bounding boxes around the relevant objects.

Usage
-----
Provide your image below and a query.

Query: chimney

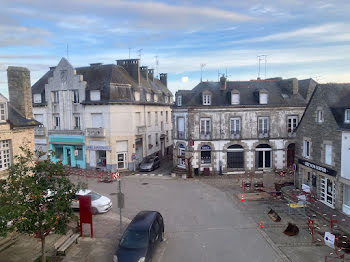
[159,73,167,87]
[7,66,33,119]
[292,78,299,95]
[148,69,154,81]
[49,66,56,70]
[116,59,140,85]
[220,75,227,90]
[140,66,148,81]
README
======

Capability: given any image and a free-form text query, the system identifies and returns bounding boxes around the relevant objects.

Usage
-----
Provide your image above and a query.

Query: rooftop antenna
[257,55,267,79]
[200,63,206,82]
[155,55,159,76]
[138,48,143,63]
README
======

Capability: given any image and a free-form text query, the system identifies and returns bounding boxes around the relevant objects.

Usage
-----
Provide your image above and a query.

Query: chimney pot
[159,73,167,87]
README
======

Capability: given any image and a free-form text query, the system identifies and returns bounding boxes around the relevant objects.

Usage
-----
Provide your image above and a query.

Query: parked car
[71,189,112,215]
[113,211,164,262]
[139,156,160,172]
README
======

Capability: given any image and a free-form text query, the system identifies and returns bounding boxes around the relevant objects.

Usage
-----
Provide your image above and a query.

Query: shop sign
[86,145,111,151]
[298,159,337,177]
[201,145,211,151]
[74,149,79,156]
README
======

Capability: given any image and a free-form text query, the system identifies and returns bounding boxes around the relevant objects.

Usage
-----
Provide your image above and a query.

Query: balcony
[258,131,269,139]
[48,129,84,135]
[86,128,105,137]
[200,131,211,140]
[230,131,241,140]
[177,131,186,139]
[34,126,46,136]
[137,125,146,135]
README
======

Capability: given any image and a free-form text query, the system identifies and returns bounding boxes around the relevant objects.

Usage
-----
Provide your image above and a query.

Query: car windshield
[87,191,102,201]
[119,230,149,249]
[142,158,154,164]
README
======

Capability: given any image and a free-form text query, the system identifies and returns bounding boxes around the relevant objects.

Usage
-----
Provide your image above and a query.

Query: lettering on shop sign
[86,145,112,151]
[298,159,337,177]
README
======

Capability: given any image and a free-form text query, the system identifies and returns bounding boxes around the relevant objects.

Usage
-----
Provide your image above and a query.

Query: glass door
[320,177,335,208]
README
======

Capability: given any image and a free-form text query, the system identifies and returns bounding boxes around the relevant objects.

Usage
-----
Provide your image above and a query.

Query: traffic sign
[132,153,136,160]
[113,172,120,180]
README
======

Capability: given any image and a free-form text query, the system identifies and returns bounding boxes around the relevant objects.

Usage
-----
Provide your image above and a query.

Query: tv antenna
[257,55,267,79]
[155,55,159,76]
[138,49,143,62]
[200,63,206,82]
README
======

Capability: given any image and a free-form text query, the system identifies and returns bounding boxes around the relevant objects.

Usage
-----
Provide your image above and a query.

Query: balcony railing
[258,130,269,138]
[137,126,146,135]
[34,126,46,136]
[86,128,105,137]
[48,129,84,135]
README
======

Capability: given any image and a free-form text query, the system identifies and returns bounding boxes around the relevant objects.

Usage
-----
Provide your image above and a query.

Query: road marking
[150,174,155,176]
[158,174,163,176]
[135,174,140,176]
[143,174,148,176]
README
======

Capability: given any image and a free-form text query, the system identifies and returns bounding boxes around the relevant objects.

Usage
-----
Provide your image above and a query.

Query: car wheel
[92,207,98,215]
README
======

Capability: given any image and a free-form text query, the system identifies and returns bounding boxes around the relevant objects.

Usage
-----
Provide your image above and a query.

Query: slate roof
[8,103,40,128]
[175,78,312,108]
[32,63,172,104]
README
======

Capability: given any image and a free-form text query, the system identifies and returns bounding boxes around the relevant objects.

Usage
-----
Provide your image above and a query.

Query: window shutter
[325,145,332,165]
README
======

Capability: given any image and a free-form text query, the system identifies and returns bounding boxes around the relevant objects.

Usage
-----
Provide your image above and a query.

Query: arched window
[227,145,244,169]
[255,144,272,169]
[201,145,211,164]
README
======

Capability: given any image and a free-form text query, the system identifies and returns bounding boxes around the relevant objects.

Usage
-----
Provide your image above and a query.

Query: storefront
[86,143,111,169]
[49,135,86,168]
[200,145,211,164]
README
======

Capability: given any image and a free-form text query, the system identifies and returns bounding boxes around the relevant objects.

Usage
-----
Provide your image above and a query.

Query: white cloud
[181,76,189,83]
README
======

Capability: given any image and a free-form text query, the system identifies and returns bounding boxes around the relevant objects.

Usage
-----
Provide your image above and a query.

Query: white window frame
[303,140,310,158]
[230,118,241,135]
[0,103,7,122]
[255,146,272,169]
[200,118,211,135]
[258,117,269,136]
[74,114,81,130]
[117,152,127,169]
[259,93,268,104]
[155,112,158,126]
[73,90,79,104]
[52,91,59,104]
[203,94,211,105]
[317,110,324,123]
[90,90,101,101]
[0,140,11,171]
[325,144,332,165]
[177,95,182,106]
[33,94,42,104]
[320,177,335,208]
[345,109,350,123]
[231,93,240,105]
[287,115,298,133]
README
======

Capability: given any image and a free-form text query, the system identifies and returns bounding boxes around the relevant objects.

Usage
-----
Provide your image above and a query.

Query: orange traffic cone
[240,195,245,202]
[259,219,264,228]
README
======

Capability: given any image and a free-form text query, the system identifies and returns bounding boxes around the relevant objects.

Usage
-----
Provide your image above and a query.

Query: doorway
[287,143,295,167]
[178,144,185,168]
[66,148,71,166]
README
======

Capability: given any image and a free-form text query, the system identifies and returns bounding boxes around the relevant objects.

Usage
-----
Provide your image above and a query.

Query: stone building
[295,84,350,215]
[173,77,316,176]
[32,58,173,171]
[0,67,39,179]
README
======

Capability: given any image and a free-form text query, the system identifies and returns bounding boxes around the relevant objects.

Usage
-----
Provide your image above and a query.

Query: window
[148,135,152,149]
[317,110,323,123]
[259,93,268,104]
[34,114,44,126]
[165,96,169,103]
[231,93,240,105]
[203,94,211,105]
[148,112,151,126]
[288,116,298,133]
[73,90,79,103]
[156,133,159,146]
[0,140,11,171]
[154,94,158,102]
[90,90,101,101]
[91,113,103,128]
[116,141,128,169]
[177,95,182,106]
[0,103,7,122]
[166,111,169,123]
[320,177,335,208]
[54,145,63,159]
[230,118,241,135]
[344,185,350,212]
[155,112,158,126]
[303,140,310,158]
[227,145,244,168]
[345,109,350,123]
[74,114,80,129]
[200,118,211,136]
[258,117,269,136]
[201,145,211,164]
[146,93,151,102]
[161,121,164,131]
[166,131,169,142]
[33,94,42,104]
[53,115,60,129]
[177,117,185,139]
[135,112,141,125]
[325,144,332,165]
[255,144,272,169]
[75,146,84,161]
[117,153,127,169]
[52,91,59,104]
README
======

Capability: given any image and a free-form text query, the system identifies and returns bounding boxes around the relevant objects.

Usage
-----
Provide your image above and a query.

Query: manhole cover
[110,193,117,196]
[142,183,149,185]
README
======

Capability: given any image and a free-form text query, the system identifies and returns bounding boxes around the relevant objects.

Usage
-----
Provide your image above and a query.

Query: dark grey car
[139,156,160,172]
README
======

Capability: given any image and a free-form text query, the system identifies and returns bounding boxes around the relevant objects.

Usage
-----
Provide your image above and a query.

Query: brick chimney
[140,66,148,81]
[7,66,33,119]
[159,73,167,87]
[220,75,227,90]
[116,59,140,85]
[148,69,154,81]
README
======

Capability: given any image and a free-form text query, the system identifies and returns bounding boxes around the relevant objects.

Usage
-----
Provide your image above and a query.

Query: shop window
[96,150,106,167]
[0,140,10,171]
[227,145,244,168]
[75,147,84,161]
[55,146,64,159]
[201,145,211,164]
[255,144,272,169]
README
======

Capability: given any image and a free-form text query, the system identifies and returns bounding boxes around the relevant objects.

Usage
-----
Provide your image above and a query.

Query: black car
[113,211,164,262]
[139,156,160,172]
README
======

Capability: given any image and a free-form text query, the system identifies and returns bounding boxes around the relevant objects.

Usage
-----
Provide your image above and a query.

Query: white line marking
[135,174,140,176]
[158,174,163,176]
[150,174,155,176]
[143,174,148,176]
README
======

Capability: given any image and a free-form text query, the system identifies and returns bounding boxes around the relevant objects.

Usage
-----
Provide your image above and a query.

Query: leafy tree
[0,147,84,262]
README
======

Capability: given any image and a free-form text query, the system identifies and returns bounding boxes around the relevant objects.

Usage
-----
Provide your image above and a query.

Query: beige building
[0,67,39,179]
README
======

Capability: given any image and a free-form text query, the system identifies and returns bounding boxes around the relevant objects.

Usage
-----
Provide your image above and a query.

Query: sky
[1,0,350,97]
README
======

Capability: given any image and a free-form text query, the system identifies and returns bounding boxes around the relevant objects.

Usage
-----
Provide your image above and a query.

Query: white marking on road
[158,174,163,176]
[143,174,148,176]
[135,174,140,176]
[150,174,155,176]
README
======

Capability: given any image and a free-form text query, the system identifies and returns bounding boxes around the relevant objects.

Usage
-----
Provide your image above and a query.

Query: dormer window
[231,91,240,105]
[203,94,211,105]
[177,95,182,106]
[165,96,169,103]
[134,91,140,101]
[0,103,7,122]
[90,90,101,101]
[146,93,151,102]
[154,94,158,102]
[33,94,42,104]
[259,90,268,104]
[345,109,350,123]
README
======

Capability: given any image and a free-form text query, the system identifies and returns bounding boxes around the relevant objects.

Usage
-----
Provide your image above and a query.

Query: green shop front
[49,135,86,169]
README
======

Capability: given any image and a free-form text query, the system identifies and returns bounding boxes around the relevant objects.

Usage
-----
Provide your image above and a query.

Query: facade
[0,67,39,179]
[32,58,173,171]
[295,84,350,215]
[173,77,316,175]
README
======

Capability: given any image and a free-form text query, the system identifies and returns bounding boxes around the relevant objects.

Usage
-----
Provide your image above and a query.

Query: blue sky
[1,0,350,97]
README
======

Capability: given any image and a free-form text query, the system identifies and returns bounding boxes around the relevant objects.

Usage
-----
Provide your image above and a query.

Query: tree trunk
[41,235,46,262]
